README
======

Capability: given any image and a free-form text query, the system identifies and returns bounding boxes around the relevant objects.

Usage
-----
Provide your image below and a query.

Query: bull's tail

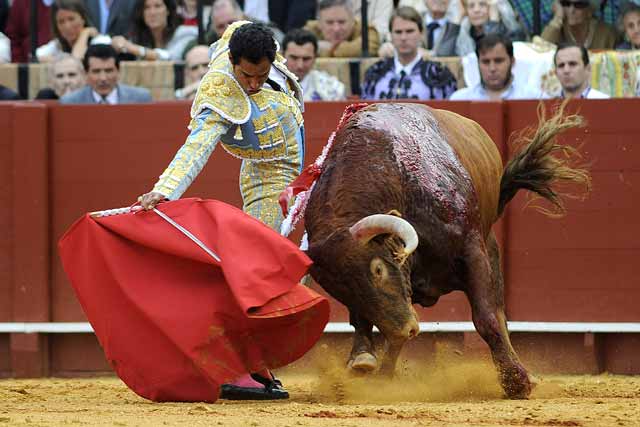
[497,101,591,218]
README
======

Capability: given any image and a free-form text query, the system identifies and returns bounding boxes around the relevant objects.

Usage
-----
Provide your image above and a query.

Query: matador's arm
[152,109,231,200]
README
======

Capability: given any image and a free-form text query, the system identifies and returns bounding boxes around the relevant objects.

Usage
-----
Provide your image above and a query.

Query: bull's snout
[400,317,420,340]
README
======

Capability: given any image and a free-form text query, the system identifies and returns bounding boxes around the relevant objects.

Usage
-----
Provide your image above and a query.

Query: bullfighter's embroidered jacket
[152,21,305,231]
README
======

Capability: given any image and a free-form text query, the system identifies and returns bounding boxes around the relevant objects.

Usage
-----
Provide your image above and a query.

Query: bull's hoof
[347,352,377,373]
[501,367,535,399]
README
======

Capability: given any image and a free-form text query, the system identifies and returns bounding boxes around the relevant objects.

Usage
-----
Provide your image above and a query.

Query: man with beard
[552,42,608,99]
[449,33,539,100]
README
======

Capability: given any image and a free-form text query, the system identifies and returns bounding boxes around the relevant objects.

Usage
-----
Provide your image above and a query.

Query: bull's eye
[370,258,387,280]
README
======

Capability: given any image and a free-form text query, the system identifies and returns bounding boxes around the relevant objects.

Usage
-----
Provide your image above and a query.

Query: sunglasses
[559,0,590,9]
[188,63,209,72]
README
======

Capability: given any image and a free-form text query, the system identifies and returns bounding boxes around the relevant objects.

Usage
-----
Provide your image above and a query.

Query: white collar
[393,52,421,76]
[425,15,447,28]
[92,87,119,104]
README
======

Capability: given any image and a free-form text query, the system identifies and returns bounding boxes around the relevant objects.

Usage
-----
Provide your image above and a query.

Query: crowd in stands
[0,0,639,102]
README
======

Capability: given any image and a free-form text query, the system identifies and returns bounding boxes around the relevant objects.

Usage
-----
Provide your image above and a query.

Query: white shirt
[393,52,421,76]
[449,78,541,101]
[424,16,446,48]
[92,88,119,104]
[243,0,270,23]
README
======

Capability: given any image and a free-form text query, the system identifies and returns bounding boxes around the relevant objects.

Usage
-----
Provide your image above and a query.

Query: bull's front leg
[464,232,533,399]
[378,336,406,376]
[347,311,378,373]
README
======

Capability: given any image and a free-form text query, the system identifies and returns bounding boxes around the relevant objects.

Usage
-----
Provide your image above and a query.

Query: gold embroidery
[191,71,249,122]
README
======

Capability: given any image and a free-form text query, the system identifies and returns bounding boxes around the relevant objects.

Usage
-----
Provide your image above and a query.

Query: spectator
[35,53,86,99]
[616,2,640,50]
[177,0,210,27]
[541,0,618,49]
[456,0,525,57]
[5,0,52,62]
[380,0,461,58]
[283,28,346,101]
[304,0,380,57]
[351,0,394,42]
[362,6,457,100]
[553,42,608,98]
[85,0,136,36]
[110,0,197,61]
[450,33,540,100]
[0,84,20,99]
[36,0,98,63]
[0,31,9,63]
[60,43,152,104]
[238,0,316,34]
[192,0,284,49]
[174,44,209,100]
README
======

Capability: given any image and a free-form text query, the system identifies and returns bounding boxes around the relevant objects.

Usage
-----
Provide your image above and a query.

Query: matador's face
[230,55,271,96]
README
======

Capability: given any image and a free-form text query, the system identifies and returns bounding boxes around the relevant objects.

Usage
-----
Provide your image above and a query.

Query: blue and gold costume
[152,22,304,231]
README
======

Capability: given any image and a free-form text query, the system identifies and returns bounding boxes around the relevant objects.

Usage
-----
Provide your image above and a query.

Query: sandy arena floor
[1,350,639,427]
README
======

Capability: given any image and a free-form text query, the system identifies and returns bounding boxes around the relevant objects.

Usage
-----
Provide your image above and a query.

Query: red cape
[58,198,329,402]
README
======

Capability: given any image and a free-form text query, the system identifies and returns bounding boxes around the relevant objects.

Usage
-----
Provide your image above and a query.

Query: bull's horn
[349,214,418,255]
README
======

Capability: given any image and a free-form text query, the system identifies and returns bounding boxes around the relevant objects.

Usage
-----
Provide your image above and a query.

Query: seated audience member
[0,31,9,63]
[35,53,86,99]
[616,2,640,50]
[247,0,316,34]
[5,0,52,62]
[541,0,618,49]
[351,0,394,41]
[553,42,608,98]
[174,44,209,100]
[177,0,210,27]
[456,0,525,57]
[191,0,284,51]
[283,29,346,101]
[0,84,20,99]
[85,0,135,37]
[450,33,540,100]
[110,0,197,61]
[304,0,380,57]
[362,6,457,100]
[60,44,152,104]
[380,0,460,58]
[36,0,98,63]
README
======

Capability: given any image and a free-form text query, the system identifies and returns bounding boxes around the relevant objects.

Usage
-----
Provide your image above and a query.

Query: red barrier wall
[1,99,639,377]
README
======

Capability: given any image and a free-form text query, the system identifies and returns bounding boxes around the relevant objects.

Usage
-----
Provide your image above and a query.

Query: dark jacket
[0,84,20,100]
[5,0,52,62]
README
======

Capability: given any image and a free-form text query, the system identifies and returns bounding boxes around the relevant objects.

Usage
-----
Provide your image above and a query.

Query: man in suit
[61,44,152,104]
[379,0,459,58]
[423,0,459,57]
[85,0,135,37]
[236,0,316,34]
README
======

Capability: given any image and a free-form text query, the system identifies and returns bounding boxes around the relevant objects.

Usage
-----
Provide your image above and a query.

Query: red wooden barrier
[0,99,638,377]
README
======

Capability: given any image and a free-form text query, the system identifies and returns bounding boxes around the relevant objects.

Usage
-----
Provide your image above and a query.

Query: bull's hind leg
[464,232,532,399]
[347,311,378,373]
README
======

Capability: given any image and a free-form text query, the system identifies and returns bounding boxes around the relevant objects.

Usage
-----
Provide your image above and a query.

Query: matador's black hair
[229,23,277,65]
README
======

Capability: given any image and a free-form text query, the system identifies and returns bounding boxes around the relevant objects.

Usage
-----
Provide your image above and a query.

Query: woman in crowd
[111,0,197,61]
[455,0,525,56]
[616,2,640,50]
[36,0,98,62]
[541,0,618,49]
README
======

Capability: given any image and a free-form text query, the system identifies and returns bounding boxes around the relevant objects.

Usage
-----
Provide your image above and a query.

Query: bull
[303,102,589,399]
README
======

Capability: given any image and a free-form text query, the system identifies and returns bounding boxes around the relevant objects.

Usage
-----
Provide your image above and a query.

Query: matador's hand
[138,191,166,210]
